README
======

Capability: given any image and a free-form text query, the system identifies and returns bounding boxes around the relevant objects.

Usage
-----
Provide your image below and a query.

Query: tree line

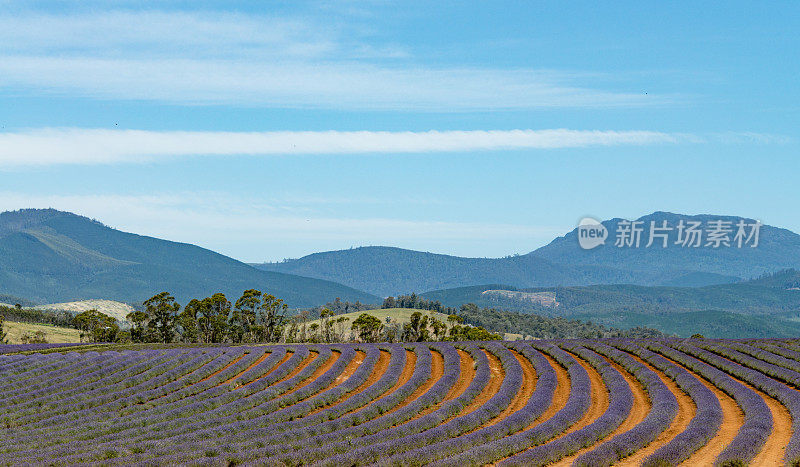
[382,293,457,314]
[0,304,73,328]
[334,310,501,343]
[69,291,500,344]
[455,303,665,339]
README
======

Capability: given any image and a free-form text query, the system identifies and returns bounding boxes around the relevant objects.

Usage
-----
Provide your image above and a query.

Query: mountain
[530,211,800,282]
[254,247,593,298]
[255,212,800,296]
[0,209,378,308]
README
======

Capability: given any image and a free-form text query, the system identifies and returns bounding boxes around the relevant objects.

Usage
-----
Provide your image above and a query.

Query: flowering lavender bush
[608,340,722,466]
[499,343,633,467]
[572,341,677,466]
[2,339,800,465]
[645,341,773,466]
[682,341,800,465]
[0,343,90,354]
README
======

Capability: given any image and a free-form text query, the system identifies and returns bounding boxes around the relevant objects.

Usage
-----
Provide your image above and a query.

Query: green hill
[254,247,587,298]
[0,209,378,308]
[255,212,800,296]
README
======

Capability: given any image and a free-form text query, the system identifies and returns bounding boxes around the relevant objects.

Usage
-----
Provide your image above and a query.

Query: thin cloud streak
[0,128,692,167]
[0,56,662,110]
[0,11,666,110]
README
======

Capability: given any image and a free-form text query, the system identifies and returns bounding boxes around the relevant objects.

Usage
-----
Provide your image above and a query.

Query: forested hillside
[421,270,800,337]
[0,209,377,308]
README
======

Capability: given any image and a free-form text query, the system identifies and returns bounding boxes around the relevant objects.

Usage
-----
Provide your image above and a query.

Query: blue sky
[0,1,798,261]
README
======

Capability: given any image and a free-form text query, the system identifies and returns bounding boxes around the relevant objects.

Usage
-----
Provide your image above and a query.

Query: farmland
[2,321,81,344]
[1,339,799,465]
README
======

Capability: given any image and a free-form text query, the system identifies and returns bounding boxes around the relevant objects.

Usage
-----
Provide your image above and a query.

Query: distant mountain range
[254,211,800,297]
[0,209,377,308]
[5,208,800,338]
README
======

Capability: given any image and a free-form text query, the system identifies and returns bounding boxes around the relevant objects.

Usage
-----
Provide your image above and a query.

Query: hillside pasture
[2,321,82,344]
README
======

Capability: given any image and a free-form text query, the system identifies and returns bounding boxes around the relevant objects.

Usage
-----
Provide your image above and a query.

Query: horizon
[1,2,798,262]
[3,207,796,264]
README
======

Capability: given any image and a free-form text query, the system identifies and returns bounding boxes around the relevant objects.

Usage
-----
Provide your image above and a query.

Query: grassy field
[303,308,520,340]
[3,321,82,344]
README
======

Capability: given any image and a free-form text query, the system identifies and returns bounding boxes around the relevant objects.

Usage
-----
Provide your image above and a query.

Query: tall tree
[0,315,7,344]
[73,309,119,343]
[197,293,230,343]
[351,313,383,343]
[319,307,335,343]
[234,289,262,342]
[258,294,287,342]
[144,292,181,343]
[126,310,149,343]
[403,311,430,342]
[429,316,446,341]
[177,299,202,343]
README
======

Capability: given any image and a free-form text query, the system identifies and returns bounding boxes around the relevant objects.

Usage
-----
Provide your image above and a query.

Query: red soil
[222,350,270,386]
[623,353,696,465]
[384,347,444,416]
[283,350,341,396]
[482,349,537,428]
[197,353,246,384]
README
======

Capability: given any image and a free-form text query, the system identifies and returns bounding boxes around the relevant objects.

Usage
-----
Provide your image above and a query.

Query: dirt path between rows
[526,352,570,428]
[460,349,505,417]
[701,349,792,466]
[549,351,630,467]
[242,350,292,387]
[348,349,415,418]
[488,351,571,466]
[638,351,743,467]
[622,353,696,465]
[222,350,270,385]
[333,350,366,385]
[197,353,246,384]
[264,350,317,394]
[283,350,341,397]
[482,349,537,428]
[136,351,242,406]
[407,349,475,422]
[748,383,791,465]
[307,349,388,416]
[384,348,444,416]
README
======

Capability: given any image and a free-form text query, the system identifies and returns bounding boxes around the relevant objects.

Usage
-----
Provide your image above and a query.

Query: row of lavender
[1,338,800,465]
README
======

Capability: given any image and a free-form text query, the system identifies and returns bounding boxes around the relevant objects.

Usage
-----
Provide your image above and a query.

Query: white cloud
[0,11,339,60]
[0,56,659,110]
[0,127,691,167]
[0,11,665,110]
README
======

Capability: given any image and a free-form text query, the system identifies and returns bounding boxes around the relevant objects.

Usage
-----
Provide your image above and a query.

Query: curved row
[1,338,800,466]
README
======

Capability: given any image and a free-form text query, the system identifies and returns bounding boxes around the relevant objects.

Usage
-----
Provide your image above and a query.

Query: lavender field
[1,339,799,466]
